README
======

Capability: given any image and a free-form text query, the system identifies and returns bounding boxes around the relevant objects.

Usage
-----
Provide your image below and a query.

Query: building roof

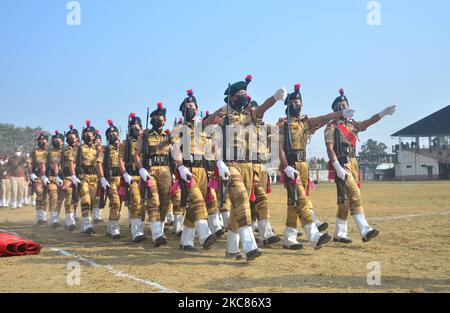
[391,105,450,137]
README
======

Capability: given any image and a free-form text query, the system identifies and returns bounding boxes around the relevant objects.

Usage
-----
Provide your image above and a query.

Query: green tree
[360,139,387,157]
[0,123,46,155]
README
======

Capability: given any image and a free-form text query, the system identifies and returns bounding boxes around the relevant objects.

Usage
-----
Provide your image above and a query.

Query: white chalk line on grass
[369,210,450,222]
[51,247,178,293]
[2,210,449,292]
[0,227,177,293]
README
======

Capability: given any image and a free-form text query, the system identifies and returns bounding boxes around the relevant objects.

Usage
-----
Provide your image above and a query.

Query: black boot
[283,243,304,250]
[246,248,262,261]
[203,234,218,250]
[333,237,353,244]
[362,229,379,243]
[154,236,168,247]
[263,235,281,246]
[314,232,331,250]
[317,222,329,232]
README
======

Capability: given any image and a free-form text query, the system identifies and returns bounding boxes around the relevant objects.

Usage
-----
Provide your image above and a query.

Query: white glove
[139,168,151,181]
[30,173,38,182]
[100,177,110,190]
[217,160,231,180]
[273,87,288,101]
[178,165,193,182]
[378,105,396,118]
[283,166,299,180]
[343,108,355,119]
[333,160,350,181]
[56,176,64,187]
[123,173,133,185]
[41,175,50,186]
[71,175,81,186]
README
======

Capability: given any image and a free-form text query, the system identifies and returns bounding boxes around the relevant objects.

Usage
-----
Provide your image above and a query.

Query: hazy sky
[1,0,449,158]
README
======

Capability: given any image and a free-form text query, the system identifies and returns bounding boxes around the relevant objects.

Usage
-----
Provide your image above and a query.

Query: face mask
[130,128,140,139]
[289,104,302,117]
[38,141,46,149]
[232,95,248,112]
[151,119,164,130]
[185,108,196,121]
[15,152,22,157]
[52,141,61,149]
[108,134,119,145]
[67,137,76,146]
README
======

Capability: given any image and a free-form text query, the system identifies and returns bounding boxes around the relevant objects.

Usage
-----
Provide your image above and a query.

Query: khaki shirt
[78,143,98,167]
[279,116,313,151]
[172,122,208,156]
[324,119,362,147]
[63,146,77,169]
[218,107,258,157]
[32,148,48,172]
[136,130,171,156]
[97,144,120,168]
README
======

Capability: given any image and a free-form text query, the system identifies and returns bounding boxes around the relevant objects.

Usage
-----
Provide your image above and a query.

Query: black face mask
[129,128,140,140]
[37,141,46,149]
[184,108,196,121]
[289,104,302,117]
[67,137,76,146]
[232,95,248,112]
[83,134,93,144]
[108,134,119,145]
[151,119,164,130]
[52,141,61,149]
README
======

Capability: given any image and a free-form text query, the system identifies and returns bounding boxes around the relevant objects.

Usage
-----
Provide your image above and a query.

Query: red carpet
[0,232,41,257]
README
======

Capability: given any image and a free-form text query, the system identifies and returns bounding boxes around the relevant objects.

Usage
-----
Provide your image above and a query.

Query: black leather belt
[288,150,306,163]
[108,167,121,177]
[204,160,216,171]
[183,160,204,168]
[146,155,170,167]
[46,169,56,177]
[81,165,97,175]
[126,165,139,176]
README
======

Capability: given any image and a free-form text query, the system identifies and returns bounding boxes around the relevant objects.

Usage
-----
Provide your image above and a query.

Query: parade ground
[1,181,449,293]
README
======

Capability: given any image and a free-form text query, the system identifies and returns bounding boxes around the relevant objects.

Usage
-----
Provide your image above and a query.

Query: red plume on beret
[86,120,91,127]
[245,74,253,84]
[55,130,59,135]
[246,96,252,101]
[69,124,73,130]
[157,102,164,110]
[165,129,171,136]
[129,112,136,119]
[187,89,194,96]
[294,83,301,91]
[339,88,345,96]
[107,119,113,126]
[179,117,183,124]
[205,110,209,115]
[96,129,99,134]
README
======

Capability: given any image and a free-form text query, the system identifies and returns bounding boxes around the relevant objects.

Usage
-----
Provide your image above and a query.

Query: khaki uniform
[77,143,99,217]
[324,120,364,218]
[121,138,143,219]
[98,144,122,221]
[47,147,63,215]
[219,107,257,231]
[279,117,315,227]
[172,122,210,228]
[31,148,49,214]
[136,130,172,223]
[62,146,78,215]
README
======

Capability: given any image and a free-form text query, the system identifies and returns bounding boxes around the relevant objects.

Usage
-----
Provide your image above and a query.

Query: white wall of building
[395,150,439,179]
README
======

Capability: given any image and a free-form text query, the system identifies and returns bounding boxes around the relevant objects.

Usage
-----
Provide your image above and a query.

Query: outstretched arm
[255,88,287,119]
[309,109,355,131]
[358,105,396,132]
